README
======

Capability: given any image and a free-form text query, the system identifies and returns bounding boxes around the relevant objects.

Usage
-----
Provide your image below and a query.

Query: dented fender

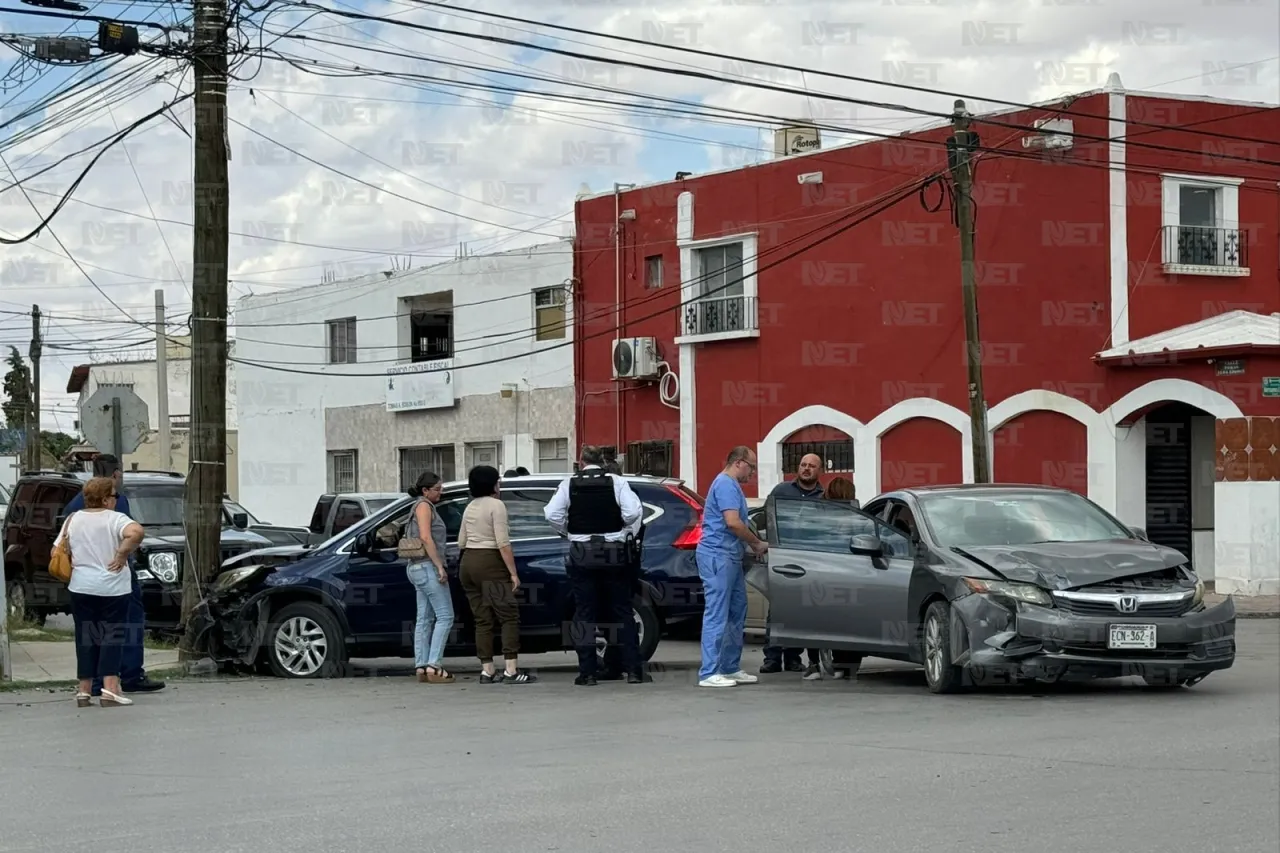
[949,591,1018,666]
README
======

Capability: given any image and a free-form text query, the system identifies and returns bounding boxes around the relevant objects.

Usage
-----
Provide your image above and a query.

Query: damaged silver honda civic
[745,484,1235,693]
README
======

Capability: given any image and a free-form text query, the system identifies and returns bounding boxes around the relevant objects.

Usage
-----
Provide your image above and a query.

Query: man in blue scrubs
[696,446,768,688]
[64,454,165,696]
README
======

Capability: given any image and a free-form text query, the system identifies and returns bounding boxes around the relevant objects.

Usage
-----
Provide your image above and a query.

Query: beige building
[66,336,240,499]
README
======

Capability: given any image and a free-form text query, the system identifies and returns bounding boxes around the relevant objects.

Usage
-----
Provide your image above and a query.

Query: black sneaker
[759,659,782,674]
[575,675,598,686]
[627,672,650,684]
[123,676,166,693]
[785,659,806,673]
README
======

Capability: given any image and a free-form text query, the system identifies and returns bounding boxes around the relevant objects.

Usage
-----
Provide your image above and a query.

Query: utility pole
[180,0,230,663]
[27,305,41,473]
[155,289,171,471]
[949,100,991,484]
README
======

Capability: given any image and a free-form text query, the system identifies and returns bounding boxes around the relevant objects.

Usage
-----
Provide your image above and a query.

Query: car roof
[18,470,186,484]
[325,492,405,500]
[884,483,1080,498]
[441,473,688,491]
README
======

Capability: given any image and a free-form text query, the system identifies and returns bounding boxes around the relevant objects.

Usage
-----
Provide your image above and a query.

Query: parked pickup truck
[304,492,406,546]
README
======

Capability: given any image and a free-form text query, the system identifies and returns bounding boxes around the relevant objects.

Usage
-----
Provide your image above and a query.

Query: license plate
[1108,624,1157,649]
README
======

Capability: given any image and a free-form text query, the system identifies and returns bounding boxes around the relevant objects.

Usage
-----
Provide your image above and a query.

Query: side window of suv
[29,484,66,529]
[7,481,39,524]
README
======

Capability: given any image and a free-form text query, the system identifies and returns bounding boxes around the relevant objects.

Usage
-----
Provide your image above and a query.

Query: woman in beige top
[458,465,536,684]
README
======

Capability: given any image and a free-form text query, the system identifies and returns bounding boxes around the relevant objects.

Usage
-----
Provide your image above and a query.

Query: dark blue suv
[195,474,710,677]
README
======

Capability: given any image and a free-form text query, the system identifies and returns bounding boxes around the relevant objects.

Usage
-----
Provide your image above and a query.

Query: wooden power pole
[180,0,230,661]
[155,288,171,472]
[27,304,41,473]
[949,100,991,484]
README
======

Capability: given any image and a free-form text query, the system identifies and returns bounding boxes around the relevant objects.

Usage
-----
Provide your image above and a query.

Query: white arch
[1103,377,1245,425]
[986,389,1112,510]
[860,398,974,499]
[756,405,864,496]
[987,389,1100,431]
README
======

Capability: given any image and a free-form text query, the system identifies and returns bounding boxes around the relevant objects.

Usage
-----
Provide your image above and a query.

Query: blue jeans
[408,562,455,668]
[91,569,144,693]
[696,548,747,681]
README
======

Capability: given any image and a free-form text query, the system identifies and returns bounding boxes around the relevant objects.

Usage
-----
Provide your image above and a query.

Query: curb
[1236,611,1279,619]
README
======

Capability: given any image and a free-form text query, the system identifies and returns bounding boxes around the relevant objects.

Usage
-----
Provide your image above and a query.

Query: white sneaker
[698,674,738,688]
[722,670,759,684]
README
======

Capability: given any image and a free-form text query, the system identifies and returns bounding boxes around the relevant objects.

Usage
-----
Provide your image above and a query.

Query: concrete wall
[235,241,575,525]
[325,386,575,492]
[76,346,238,431]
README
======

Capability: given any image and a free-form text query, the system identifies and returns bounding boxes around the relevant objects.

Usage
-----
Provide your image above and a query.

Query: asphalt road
[2,623,1277,853]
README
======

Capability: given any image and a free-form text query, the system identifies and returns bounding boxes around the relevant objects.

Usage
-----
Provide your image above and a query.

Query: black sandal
[503,669,536,684]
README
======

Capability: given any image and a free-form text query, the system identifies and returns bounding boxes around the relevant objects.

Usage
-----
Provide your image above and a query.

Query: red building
[572,76,1280,597]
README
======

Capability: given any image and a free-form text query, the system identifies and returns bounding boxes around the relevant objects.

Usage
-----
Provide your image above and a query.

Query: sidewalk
[5,641,180,684]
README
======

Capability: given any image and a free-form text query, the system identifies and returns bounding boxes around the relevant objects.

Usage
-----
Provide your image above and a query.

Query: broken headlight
[962,577,1052,607]
[213,565,266,594]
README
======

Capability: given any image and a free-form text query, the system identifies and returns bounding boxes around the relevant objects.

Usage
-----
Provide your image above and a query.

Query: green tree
[2,346,33,431]
[41,430,77,460]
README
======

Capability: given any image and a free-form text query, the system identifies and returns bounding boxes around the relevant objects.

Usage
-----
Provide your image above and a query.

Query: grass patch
[4,615,182,650]
[0,679,75,693]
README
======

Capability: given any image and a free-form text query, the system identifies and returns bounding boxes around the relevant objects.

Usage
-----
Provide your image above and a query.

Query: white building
[66,336,242,496]
[235,240,576,526]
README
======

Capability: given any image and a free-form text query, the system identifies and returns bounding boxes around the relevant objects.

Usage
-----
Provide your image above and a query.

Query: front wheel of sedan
[922,601,963,694]
[265,601,348,679]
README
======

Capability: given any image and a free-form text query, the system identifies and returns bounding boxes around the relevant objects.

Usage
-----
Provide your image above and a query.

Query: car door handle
[772,564,806,577]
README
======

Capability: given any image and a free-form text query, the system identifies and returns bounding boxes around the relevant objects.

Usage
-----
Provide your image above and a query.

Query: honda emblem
[1117,596,1139,613]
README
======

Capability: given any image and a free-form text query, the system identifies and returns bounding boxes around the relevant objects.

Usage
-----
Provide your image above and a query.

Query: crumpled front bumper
[950,592,1237,684]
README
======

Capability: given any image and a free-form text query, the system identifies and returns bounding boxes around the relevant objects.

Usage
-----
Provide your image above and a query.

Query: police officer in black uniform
[544,445,645,685]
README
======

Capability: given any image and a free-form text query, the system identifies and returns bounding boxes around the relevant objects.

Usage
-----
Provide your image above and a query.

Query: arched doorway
[1140,402,1217,569]
[781,425,854,486]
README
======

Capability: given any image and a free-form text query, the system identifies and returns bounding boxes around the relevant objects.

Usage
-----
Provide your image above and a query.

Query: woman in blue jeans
[406,471,456,684]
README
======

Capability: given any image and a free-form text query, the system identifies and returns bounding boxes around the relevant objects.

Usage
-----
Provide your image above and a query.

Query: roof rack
[19,469,82,479]
[124,470,184,478]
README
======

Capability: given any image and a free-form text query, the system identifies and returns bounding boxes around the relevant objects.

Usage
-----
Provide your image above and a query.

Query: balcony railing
[1163,225,1248,271]
[681,295,758,338]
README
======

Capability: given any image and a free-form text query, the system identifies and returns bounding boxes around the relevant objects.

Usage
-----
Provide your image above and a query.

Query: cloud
[0,0,1275,430]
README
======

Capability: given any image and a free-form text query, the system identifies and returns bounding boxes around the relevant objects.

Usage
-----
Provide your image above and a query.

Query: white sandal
[100,689,133,707]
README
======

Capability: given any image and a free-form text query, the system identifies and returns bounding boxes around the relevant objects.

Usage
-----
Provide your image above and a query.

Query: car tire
[5,578,43,626]
[922,601,963,694]
[595,602,661,670]
[264,601,348,679]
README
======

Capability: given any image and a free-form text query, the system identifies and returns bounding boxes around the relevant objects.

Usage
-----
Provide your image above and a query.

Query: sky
[0,0,1277,435]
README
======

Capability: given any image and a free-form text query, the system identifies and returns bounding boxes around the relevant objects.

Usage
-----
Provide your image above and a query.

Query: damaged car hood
[951,540,1189,590]
[221,544,314,569]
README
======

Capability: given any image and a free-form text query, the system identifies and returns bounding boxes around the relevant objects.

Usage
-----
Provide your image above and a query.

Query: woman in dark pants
[458,465,535,684]
[818,476,860,681]
[56,477,146,706]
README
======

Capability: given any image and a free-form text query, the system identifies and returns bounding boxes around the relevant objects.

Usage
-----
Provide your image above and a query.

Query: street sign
[1263,377,1280,399]
[80,386,150,456]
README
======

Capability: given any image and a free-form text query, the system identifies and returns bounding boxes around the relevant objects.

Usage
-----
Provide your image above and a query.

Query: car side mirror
[850,534,884,556]
[231,512,249,530]
[1130,526,1149,541]
[353,533,372,555]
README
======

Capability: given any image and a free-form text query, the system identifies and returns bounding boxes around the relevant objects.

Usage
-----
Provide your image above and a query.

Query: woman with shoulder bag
[402,471,455,684]
[54,476,146,707]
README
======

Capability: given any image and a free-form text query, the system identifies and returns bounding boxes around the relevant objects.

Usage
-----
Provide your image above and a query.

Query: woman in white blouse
[56,476,146,707]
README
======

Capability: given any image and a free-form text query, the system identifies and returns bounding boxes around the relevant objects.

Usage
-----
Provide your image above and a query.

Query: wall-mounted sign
[1216,358,1246,376]
[386,358,456,412]
[1263,377,1280,398]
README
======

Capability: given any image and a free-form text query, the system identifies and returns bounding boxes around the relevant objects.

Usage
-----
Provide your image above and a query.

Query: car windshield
[127,485,187,526]
[918,491,1133,547]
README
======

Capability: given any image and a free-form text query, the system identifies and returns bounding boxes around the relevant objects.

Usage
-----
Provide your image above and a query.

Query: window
[331,500,365,534]
[686,242,746,335]
[645,255,664,288]
[399,444,456,490]
[410,309,452,362]
[1160,174,1247,274]
[533,286,567,341]
[537,438,570,473]
[625,439,673,477]
[781,440,854,475]
[773,498,910,558]
[327,317,357,364]
[500,489,558,539]
[327,450,357,493]
[310,495,335,533]
[465,442,502,470]
[435,496,470,542]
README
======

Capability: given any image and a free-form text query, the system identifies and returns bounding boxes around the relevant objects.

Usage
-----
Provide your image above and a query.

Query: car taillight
[666,484,704,550]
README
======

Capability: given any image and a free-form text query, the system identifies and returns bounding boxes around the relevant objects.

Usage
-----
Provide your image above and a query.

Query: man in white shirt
[544,445,645,685]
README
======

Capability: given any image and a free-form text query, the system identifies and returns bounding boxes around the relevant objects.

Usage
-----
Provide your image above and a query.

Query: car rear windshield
[918,491,1131,547]
[365,499,396,512]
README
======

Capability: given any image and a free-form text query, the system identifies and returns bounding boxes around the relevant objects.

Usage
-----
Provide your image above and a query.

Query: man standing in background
[63,454,166,696]
[760,453,824,677]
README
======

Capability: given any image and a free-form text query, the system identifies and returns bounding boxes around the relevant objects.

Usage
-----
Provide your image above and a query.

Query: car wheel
[595,602,660,668]
[922,601,963,694]
[265,601,348,679]
[5,578,42,625]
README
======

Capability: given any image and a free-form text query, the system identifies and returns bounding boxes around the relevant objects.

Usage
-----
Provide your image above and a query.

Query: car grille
[1054,597,1195,618]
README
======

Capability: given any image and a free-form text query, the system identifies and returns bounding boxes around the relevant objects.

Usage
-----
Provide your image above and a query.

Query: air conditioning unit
[612,337,659,380]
